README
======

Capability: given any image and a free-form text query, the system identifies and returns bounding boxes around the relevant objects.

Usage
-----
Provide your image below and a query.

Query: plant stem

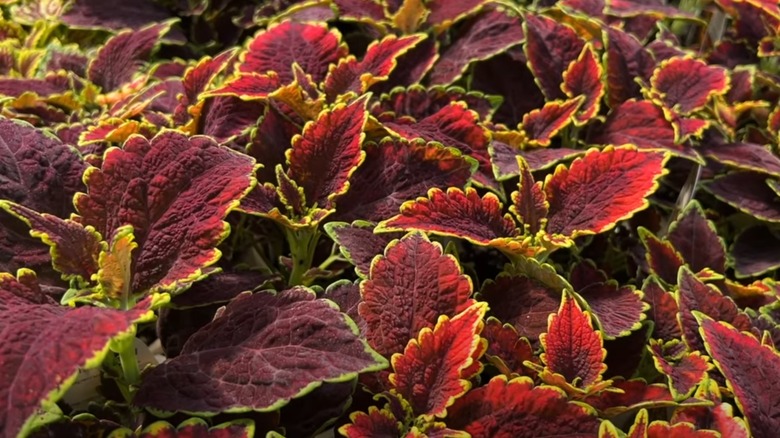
[111,332,140,403]
[287,227,320,286]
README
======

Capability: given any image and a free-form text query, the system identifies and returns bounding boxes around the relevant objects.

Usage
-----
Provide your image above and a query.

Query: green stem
[112,332,140,403]
[287,227,321,286]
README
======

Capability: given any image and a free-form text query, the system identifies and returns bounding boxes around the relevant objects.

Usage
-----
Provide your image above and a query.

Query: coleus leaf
[643,276,683,341]
[58,0,174,32]
[562,44,605,124]
[115,418,254,438]
[489,141,583,180]
[509,157,548,234]
[604,26,655,108]
[446,375,602,437]
[544,146,668,238]
[334,138,475,222]
[87,21,171,92]
[340,406,403,437]
[0,203,103,281]
[425,0,486,29]
[323,34,425,99]
[74,130,256,294]
[0,117,86,277]
[584,379,697,417]
[700,140,780,178]
[483,317,538,377]
[359,232,475,357]
[706,172,780,223]
[428,6,524,86]
[579,281,648,339]
[731,225,780,278]
[667,201,727,274]
[672,378,750,438]
[677,267,754,352]
[470,53,545,126]
[324,221,401,278]
[372,36,438,94]
[648,339,711,400]
[377,187,521,252]
[197,96,265,144]
[372,84,499,123]
[697,313,780,438]
[0,272,157,438]
[287,95,368,210]
[204,72,282,100]
[523,13,586,99]
[135,288,387,414]
[650,56,729,114]
[639,227,685,285]
[594,100,701,161]
[645,420,720,438]
[239,21,347,84]
[389,301,488,418]
[533,291,611,396]
[520,97,583,147]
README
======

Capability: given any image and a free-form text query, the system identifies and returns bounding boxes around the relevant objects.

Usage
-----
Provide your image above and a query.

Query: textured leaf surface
[699,315,780,438]
[731,226,780,277]
[88,22,169,91]
[135,288,387,413]
[325,222,400,278]
[389,302,487,417]
[510,157,548,234]
[649,340,710,399]
[483,317,537,377]
[0,282,152,438]
[136,418,254,438]
[562,44,604,123]
[701,141,780,178]
[544,146,667,237]
[521,98,582,146]
[605,27,655,107]
[677,267,753,352]
[335,138,474,222]
[584,380,680,416]
[59,0,172,31]
[74,131,256,294]
[378,188,517,246]
[667,201,726,274]
[707,172,780,222]
[360,232,474,357]
[524,13,585,99]
[540,293,607,389]
[0,117,86,276]
[651,57,728,114]
[340,406,402,437]
[643,277,683,341]
[287,96,368,209]
[446,376,602,437]
[579,282,647,338]
[429,7,524,85]
[640,228,684,285]
[240,22,347,83]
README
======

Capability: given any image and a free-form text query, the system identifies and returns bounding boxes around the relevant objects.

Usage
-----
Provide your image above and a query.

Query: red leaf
[360,232,475,357]
[74,131,256,294]
[585,379,698,416]
[489,141,583,180]
[425,0,486,28]
[340,406,403,437]
[677,267,754,352]
[671,378,751,438]
[697,314,780,438]
[643,276,683,341]
[483,317,538,377]
[239,22,347,83]
[562,44,605,124]
[510,157,548,234]
[701,141,780,178]
[204,72,282,100]
[0,282,153,438]
[429,7,524,85]
[521,97,582,146]
[524,13,585,99]
[324,221,401,278]
[649,340,711,399]
[323,34,425,98]
[135,289,387,413]
[604,27,655,107]
[371,36,438,94]
[579,282,647,339]
[651,56,729,114]
[647,421,719,438]
[0,203,102,282]
[731,226,780,277]
[287,96,368,209]
[595,100,701,161]
[372,84,499,121]
[87,22,170,91]
[707,171,780,223]
[377,187,518,246]
[667,201,727,274]
[197,96,265,144]
[446,376,602,437]
[544,146,668,237]
[137,418,254,438]
[334,138,475,222]
[179,49,236,110]
[389,302,487,417]
[640,228,685,284]
[539,292,607,390]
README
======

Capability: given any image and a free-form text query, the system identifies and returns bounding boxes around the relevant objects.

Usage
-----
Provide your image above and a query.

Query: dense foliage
[1,0,780,437]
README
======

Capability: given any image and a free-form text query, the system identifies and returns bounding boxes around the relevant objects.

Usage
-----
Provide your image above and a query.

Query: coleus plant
[1,0,780,437]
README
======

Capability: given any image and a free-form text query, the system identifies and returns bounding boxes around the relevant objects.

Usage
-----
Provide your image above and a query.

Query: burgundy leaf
[523,13,585,99]
[324,221,401,278]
